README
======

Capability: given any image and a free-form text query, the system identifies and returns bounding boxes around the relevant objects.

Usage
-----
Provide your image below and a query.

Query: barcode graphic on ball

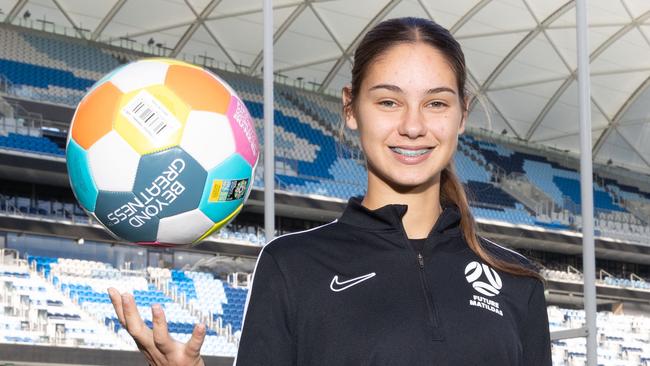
[121,90,181,141]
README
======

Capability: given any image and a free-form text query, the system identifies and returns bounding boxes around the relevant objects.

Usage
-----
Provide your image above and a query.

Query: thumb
[185,323,206,357]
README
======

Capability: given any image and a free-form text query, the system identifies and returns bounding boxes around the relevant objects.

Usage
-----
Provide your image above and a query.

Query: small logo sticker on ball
[209,178,249,202]
[122,90,181,141]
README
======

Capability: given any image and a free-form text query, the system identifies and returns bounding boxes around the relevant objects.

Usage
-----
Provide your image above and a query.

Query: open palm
[108,288,206,366]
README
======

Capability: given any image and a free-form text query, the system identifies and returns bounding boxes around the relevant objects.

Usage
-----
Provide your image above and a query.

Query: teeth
[390,147,432,157]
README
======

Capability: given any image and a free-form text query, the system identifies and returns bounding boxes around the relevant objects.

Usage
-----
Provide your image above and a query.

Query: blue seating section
[105,317,218,336]
[21,33,122,75]
[553,176,625,212]
[0,58,95,91]
[0,132,64,155]
[27,255,57,277]
[2,25,648,233]
[167,268,247,332]
[455,152,490,183]
[243,100,366,199]
[603,177,650,205]
[465,180,538,225]
[0,270,30,278]
[2,255,242,355]
[170,269,198,300]
[471,205,535,225]
[466,180,518,208]
[218,285,247,332]
[9,251,650,362]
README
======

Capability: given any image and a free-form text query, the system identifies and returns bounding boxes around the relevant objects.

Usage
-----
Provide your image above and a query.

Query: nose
[398,107,427,139]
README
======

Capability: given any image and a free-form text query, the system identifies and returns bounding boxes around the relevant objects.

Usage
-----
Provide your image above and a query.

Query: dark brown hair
[344,17,542,281]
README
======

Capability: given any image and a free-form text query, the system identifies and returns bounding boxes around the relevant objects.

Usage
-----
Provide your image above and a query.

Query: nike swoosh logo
[330,272,376,292]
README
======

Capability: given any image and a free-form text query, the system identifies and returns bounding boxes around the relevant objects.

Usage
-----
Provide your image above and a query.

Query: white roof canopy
[2,0,650,173]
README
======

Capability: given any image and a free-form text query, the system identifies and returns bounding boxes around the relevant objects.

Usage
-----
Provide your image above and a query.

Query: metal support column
[576,0,597,364]
[263,0,275,243]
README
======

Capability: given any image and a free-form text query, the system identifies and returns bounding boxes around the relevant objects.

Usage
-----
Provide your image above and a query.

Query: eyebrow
[368,84,457,95]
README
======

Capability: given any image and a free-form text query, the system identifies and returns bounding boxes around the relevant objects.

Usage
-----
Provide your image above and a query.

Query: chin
[385,173,440,192]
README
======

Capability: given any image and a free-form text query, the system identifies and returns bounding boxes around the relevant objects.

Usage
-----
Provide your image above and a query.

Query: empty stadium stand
[1,250,243,357]
[3,247,650,364]
[3,25,650,248]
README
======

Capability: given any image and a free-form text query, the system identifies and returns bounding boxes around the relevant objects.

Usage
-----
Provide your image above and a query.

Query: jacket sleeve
[233,249,295,366]
[521,279,552,366]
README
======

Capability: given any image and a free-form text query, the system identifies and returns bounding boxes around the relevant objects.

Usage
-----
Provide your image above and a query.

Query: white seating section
[0,261,124,348]
[5,255,243,357]
[548,307,650,365]
[542,267,650,291]
[5,250,650,362]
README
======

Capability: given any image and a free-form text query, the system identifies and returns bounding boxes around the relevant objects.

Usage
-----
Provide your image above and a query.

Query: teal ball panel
[134,147,207,219]
[199,153,252,223]
[94,191,159,242]
[66,138,98,212]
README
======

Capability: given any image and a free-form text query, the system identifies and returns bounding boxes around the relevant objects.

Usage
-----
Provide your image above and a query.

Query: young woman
[109,17,551,366]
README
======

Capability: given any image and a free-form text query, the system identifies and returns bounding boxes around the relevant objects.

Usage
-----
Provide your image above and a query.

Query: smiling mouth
[389,146,434,157]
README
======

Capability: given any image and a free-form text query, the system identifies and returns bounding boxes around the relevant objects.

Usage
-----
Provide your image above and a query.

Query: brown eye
[428,101,448,108]
[379,100,397,108]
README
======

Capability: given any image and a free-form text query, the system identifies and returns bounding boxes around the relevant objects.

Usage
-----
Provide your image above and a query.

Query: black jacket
[234,197,552,366]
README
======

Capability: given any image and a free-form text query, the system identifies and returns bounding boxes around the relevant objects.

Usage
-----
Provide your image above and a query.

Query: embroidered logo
[465,261,503,316]
[330,272,376,292]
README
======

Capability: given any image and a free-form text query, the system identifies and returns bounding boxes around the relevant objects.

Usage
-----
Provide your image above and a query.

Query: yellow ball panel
[113,84,191,155]
[192,204,243,244]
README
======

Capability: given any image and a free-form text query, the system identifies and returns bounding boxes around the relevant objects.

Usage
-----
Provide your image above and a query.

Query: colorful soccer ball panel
[199,153,252,224]
[65,58,259,245]
[66,138,98,212]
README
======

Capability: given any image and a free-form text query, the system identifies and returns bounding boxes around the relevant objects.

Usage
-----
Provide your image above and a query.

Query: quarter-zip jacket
[234,197,552,366]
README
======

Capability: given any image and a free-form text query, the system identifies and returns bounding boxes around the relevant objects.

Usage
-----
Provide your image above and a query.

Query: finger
[151,304,175,354]
[184,323,206,357]
[107,287,126,327]
[121,293,153,345]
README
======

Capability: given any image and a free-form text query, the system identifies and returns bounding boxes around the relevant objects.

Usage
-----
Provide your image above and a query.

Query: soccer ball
[66,58,259,246]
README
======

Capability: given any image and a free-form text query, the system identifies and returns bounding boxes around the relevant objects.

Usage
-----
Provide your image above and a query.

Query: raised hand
[108,288,206,366]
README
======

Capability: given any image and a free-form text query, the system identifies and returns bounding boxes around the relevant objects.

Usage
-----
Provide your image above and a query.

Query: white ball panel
[110,61,169,93]
[157,208,214,244]
[87,130,140,192]
[180,111,235,170]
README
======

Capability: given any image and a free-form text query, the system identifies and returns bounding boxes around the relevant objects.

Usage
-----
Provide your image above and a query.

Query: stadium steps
[0,96,13,118]
[622,201,650,226]
[604,184,650,225]
[497,174,555,215]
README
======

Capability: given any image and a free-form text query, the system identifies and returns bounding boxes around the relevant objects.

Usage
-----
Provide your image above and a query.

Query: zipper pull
[417,253,424,268]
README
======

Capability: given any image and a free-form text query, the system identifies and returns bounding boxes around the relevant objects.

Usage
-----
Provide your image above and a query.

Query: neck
[362,174,443,239]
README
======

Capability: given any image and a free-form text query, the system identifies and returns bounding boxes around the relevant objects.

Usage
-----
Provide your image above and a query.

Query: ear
[458,96,469,135]
[342,86,358,131]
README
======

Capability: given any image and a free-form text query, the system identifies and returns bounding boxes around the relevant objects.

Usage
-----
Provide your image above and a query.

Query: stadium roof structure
[2,0,650,174]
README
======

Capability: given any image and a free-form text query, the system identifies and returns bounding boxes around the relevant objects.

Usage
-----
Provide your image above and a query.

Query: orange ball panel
[71,82,121,150]
[165,65,231,114]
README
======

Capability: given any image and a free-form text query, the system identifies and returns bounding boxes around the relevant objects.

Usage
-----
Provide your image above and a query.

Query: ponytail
[440,163,543,281]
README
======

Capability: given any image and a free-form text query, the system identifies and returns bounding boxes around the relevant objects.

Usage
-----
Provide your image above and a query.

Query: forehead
[363,42,458,91]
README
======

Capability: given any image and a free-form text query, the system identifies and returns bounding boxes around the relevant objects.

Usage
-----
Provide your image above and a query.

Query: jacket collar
[338,196,462,236]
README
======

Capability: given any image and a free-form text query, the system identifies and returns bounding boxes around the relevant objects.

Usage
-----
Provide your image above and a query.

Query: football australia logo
[464,261,502,296]
[465,261,504,316]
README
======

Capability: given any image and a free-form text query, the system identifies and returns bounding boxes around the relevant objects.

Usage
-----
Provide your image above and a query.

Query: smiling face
[344,42,467,192]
